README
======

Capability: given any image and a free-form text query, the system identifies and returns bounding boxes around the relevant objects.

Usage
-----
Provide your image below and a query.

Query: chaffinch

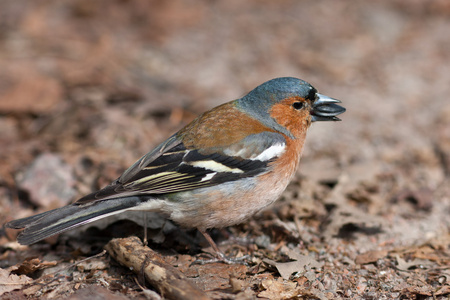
[6,77,345,261]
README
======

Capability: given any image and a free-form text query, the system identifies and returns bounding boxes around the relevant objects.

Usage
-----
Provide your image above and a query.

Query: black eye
[292,102,304,110]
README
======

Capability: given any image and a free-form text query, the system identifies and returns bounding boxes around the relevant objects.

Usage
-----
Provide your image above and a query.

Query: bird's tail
[5,196,145,245]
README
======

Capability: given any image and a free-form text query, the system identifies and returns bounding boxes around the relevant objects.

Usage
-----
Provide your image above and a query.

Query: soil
[0,1,449,299]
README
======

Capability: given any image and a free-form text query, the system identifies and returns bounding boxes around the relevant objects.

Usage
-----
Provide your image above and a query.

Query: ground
[0,1,449,299]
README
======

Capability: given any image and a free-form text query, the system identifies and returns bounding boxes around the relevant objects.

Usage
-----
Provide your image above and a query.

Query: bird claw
[191,252,250,265]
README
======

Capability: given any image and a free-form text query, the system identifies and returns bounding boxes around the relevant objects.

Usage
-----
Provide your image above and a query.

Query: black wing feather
[77,132,285,203]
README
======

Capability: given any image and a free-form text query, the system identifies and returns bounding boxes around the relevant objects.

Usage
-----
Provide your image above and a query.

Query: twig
[105,236,210,300]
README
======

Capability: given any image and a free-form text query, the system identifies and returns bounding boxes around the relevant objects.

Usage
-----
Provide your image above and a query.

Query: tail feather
[5,197,145,245]
[6,210,55,229]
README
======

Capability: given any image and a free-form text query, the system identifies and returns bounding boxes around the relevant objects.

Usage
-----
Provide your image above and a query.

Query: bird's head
[236,77,346,138]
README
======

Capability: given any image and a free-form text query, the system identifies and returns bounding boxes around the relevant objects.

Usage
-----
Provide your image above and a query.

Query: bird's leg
[194,229,249,265]
[200,229,225,258]
[143,212,148,246]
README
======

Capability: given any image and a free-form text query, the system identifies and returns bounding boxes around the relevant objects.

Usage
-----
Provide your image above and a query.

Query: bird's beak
[311,93,346,122]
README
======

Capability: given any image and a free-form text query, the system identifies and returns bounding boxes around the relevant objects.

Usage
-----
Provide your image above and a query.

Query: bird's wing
[76,132,286,203]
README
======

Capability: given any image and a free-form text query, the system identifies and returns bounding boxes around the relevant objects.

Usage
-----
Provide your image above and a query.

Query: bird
[5,77,345,262]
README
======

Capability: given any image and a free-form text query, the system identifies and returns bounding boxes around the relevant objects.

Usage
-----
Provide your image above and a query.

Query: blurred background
[0,1,449,298]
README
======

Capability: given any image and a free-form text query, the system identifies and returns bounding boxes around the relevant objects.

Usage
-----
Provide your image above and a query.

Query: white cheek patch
[252,143,286,161]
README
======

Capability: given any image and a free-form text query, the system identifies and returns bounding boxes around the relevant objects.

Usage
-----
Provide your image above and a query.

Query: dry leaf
[258,278,299,299]
[264,249,323,280]
[76,259,108,272]
[0,268,32,296]
[355,250,388,265]
[395,255,435,271]
[8,257,57,275]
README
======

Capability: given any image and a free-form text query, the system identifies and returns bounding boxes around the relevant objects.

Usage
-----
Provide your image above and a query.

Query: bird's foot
[192,252,250,265]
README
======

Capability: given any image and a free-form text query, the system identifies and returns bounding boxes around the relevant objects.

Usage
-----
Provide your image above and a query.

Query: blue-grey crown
[235,77,315,138]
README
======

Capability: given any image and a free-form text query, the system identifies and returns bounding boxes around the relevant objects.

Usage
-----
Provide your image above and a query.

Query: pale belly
[157,169,295,230]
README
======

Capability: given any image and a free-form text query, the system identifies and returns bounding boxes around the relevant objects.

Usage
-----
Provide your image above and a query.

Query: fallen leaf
[435,285,450,296]
[0,268,32,296]
[264,249,323,280]
[355,250,388,265]
[229,276,246,293]
[76,259,108,272]
[23,284,42,296]
[258,278,299,299]
[395,255,436,271]
[402,285,432,296]
[9,257,57,275]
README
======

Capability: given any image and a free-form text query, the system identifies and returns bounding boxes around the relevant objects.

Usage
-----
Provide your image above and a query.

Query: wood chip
[105,237,210,300]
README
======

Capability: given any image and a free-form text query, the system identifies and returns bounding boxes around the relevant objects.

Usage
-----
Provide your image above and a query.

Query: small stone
[17,153,77,208]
